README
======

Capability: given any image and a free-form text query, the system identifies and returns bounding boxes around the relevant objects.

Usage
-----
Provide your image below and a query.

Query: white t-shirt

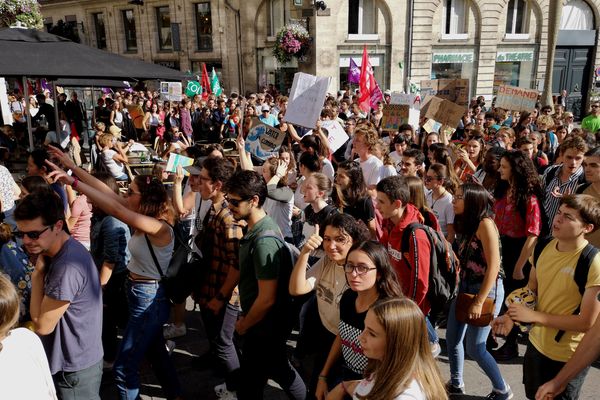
[426,191,454,236]
[390,151,403,172]
[354,377,426,400]
[306,256,348,334]
[380,164,397,179]
[0,328,57,400]
[321,158,335,181]
[101,148,125,178]
[357,155,383,187]
[263,196,293,239]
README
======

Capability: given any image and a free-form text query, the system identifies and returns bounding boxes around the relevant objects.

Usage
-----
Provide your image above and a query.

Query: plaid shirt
[196,199,244,306]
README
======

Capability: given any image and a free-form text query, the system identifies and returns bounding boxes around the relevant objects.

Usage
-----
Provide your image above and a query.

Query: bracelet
[318,375,327,382]
[72,177,79,188]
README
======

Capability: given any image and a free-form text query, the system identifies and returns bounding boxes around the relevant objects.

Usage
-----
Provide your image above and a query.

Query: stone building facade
[39,0,600,117]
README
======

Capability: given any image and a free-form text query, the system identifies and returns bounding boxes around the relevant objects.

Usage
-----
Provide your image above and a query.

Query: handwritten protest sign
[166,153,194,176]
[495,85,538,112]
[420,79,469,106]
[321,120,349,153]
[285,72,331,129]
[381,105,409,132]
[421,96,465,128]
[245,119,286,160]
[390,93,421,128]
[161,82,182,101]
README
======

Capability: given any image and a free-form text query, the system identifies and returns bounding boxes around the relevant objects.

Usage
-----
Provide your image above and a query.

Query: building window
[506,0,527,35]
[431,50,475,97]
[494,50,535,92]
[92,12,106,49]
[195,3,213,51]
[122,9,137,52]
[348,0,376,37]
[442,0,467,38]
[269,0,288,37]
[156,6,172,51]
[560,0,594,30]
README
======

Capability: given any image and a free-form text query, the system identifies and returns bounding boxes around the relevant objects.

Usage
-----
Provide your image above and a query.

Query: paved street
[99,299,600,400]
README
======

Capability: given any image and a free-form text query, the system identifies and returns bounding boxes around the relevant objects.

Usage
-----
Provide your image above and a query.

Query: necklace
[431,189,447,209]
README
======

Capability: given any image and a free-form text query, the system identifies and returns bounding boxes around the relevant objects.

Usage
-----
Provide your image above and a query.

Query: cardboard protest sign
[166,153,194,176]
[495,85,538,112]
[321,120,349,153]
[420,79,469,106]
[284,72,331,129]
[381,104,409,132]
[245,119,286,160]
[421,96,465,128]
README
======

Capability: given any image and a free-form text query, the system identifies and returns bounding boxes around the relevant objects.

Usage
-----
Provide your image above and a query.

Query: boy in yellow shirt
[492,195,600,399]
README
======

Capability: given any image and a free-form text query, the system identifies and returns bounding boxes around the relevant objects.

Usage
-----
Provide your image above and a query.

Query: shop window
[122,9,137,52]
[92,12,106,50]
[494,50,535,93]
[156,6,172,51]
[442,0,468,39]
[195,3,213,51]
[348,0,377,40]
[505,0,529,39]
[269,0,288,37]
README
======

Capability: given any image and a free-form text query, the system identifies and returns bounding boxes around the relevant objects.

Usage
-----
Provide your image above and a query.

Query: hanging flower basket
[272,23,312,65]
[0,0,44,30]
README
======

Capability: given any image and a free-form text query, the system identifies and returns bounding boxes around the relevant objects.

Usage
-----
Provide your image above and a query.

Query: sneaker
[163,323,187,339]
[445,382,465,396]
[165,339,176,355]
[215,383,238,399]
[431,342,442,358]
[485,385,513,400]
[491,342,518,361]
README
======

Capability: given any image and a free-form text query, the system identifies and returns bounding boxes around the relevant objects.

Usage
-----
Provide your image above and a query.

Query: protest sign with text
[420,79,469,106]
[321,120,349,153]
[390,93,421,128]
[285,72,331,129]
[381,104,410,132]
[245,119,287,160]
[495,85,538,112]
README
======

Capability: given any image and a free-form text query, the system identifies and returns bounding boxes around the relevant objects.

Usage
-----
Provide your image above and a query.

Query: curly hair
[353,125,380,153]
[133,175,175,224]
[494,150,543,220]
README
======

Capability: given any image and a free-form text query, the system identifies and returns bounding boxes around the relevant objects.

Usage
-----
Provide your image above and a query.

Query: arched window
[560,0,594,30]
[348,0,376,37]
[442,0,467,36]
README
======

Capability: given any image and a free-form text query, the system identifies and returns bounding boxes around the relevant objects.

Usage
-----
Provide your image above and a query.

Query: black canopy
[0,28,185,81]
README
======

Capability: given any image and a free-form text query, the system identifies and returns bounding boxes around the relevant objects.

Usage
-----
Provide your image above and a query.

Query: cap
[261,104,270,112]
[108,125,122,137]
[384,89,391,96]
[183,158,204,175]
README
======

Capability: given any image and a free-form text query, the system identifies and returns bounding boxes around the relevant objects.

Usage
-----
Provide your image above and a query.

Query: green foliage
[0,0,44,30]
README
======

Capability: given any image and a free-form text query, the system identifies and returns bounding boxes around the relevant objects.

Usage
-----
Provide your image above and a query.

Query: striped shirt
[542,165,584,230]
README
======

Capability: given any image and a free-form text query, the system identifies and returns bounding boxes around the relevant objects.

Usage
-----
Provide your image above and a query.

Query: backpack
[532,237,599,342]
[251,229,300,270]
[400,222,461,317]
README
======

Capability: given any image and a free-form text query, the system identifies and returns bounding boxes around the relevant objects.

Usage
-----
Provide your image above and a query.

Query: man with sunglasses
[581,101,600,135]
[14,191,103,399]
[224,170,306,400]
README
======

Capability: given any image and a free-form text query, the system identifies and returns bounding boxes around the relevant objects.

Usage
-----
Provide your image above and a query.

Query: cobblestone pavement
[99,299,599,400]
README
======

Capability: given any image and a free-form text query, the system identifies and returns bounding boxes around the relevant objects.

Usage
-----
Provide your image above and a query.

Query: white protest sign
[0,78,13,125]
[390,92,421,129]
[321,120,349,153]
[284,72,331,129]
[495,85,538,112]
[167,82,182,102]
[245,120,287,160]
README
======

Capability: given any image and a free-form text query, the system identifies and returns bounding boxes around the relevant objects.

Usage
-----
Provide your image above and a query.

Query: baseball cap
[261,104,270,112]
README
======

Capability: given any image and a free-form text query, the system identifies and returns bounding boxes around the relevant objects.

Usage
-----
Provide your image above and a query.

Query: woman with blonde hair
[327,298,448,399]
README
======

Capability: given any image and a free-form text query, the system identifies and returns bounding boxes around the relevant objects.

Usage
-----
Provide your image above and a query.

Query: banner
[321,120,349,153]
[284,72,331,129]
[421,96,465,128]
[420,79,469,106]
[185,80,202,97]
[495,85,538,112]
[245,119,287,160]
[381,104,409,132]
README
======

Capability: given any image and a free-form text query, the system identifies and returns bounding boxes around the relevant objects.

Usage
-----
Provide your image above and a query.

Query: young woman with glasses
[315,240,403,400]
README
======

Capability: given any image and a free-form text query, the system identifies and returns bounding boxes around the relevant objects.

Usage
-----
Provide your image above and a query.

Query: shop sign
[496,51,534,62]
[432,52,474,64]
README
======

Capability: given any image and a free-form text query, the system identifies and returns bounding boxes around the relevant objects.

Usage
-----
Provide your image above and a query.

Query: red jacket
[380,204,432,314]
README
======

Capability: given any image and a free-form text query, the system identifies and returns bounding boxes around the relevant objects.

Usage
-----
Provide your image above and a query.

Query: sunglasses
[226,195,252,207]
[13,225,52,240]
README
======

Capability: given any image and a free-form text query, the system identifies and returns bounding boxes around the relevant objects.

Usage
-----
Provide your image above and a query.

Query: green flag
[185,80,202,97]
[210,68,222,96]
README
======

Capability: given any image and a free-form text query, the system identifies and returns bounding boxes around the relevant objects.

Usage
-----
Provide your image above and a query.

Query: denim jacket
[90,215,131,275]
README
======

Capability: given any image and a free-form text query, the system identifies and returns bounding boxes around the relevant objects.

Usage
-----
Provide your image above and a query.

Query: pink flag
[358,45,377,112]
[348,58,360,84]
[370,80,383,109]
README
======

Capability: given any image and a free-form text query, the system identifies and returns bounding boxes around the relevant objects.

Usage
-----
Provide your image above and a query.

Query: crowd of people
[0,84,600,400]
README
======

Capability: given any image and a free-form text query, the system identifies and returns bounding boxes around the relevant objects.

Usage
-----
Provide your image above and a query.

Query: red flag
[370,81,383,109]
[358,45,377,112]
[201,63,212,99]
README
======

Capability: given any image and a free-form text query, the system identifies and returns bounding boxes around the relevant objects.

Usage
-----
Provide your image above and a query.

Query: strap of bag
[144,234,166,280]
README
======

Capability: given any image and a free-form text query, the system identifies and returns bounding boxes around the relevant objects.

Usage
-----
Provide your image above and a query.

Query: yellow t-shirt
[529,239,600,362]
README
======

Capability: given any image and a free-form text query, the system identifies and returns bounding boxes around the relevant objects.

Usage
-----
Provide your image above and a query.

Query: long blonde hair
[358,298,448,400]
[0,274,19,352]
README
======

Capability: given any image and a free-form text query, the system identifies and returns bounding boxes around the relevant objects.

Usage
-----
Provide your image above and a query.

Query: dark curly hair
[494,150,543,220]
[133,175,175,224]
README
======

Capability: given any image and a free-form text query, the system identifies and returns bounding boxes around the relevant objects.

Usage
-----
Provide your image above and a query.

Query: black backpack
[401,222,461,317]
[532,237,599,342]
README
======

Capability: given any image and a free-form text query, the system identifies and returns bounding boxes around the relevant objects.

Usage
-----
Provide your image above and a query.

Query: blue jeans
[53,359,103,400]
[113,280,181,400]
[446,279,507,391]
[426,316,439,344]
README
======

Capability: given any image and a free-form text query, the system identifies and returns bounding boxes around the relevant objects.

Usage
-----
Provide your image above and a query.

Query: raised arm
[172,165,197,216]
[289,225,322,295]
[236,132,254,171]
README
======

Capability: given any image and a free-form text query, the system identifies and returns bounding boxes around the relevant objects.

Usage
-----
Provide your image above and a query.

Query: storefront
[493,49,535,92]
[431,50,475,97]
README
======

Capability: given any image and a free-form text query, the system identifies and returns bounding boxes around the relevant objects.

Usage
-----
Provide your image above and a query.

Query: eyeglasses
[127,188,141,196]
[13,225,52,240]
[344,263,376,275]
[226,195,252,207]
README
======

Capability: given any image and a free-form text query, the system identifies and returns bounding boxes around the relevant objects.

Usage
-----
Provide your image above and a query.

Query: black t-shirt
[339,289,369,379]
[304,204,338,236]
[343,197,375,228]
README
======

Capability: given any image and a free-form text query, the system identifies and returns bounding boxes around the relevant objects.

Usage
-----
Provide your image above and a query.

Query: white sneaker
[215,383,238,399]
[165,340,176,355]
[163,323,187,339]
[431,342,441,358]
